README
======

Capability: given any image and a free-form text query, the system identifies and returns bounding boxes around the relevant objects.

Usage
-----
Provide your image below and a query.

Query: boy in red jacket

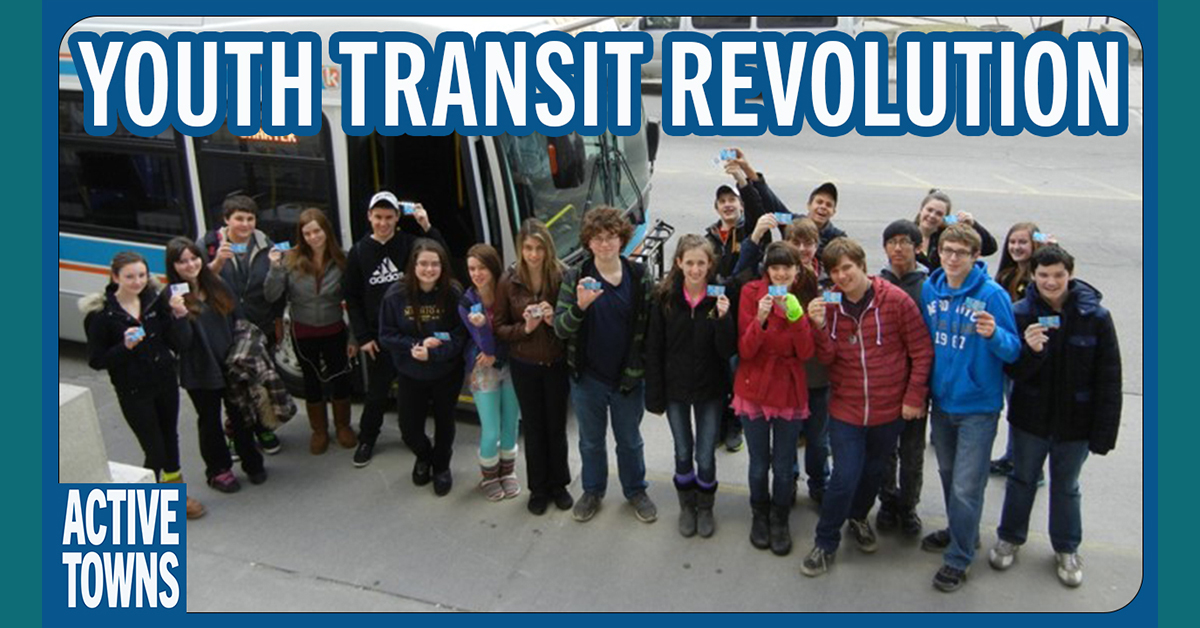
[799,237,934,577]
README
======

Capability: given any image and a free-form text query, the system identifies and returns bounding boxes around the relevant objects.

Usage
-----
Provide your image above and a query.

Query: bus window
[756,16,839,29]
[59,93,193,243]
[498,133,601,261]
[640,16,681,30]
[692,16,752,29]
[611,112,653,220]
[192,119,337,244]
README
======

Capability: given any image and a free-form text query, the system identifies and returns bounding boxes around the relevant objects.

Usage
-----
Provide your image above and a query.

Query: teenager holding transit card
[378,239,467,497]
[919,223,1021,593]
[799,237,933,577]
[554,207,657,525]
[645,235,737,538]
[82,251,204,519]
[987,245,1123,588]
[733,241,815,557]
[493,220,573,515]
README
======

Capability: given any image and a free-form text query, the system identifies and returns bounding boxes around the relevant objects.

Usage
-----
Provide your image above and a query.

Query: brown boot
[307,402,330,454]
[162,474,205,519]
[332,398,358,448]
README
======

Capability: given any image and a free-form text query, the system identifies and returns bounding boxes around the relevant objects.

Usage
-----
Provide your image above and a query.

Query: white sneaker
[1055,552,1083,587]
[988,540,1020,570]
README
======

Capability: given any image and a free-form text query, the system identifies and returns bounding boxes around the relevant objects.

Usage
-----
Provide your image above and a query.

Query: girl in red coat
[733,241,814,556]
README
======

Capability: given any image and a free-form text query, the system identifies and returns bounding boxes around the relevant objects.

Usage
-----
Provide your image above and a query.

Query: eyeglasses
[939,247,975,260]
[885,238,914,248]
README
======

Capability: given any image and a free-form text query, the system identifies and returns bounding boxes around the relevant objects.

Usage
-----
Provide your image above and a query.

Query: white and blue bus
[58,15,666,344]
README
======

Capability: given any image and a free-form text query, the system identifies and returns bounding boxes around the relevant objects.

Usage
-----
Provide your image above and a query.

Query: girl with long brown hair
[265,208,358,455]
[493,219,572,515]
[165,237,267,494]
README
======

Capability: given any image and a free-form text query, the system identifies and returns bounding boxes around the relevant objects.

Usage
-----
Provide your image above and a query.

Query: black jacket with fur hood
[80,282,192,396]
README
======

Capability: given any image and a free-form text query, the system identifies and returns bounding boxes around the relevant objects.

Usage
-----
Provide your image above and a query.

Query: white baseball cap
[368,191,400,212]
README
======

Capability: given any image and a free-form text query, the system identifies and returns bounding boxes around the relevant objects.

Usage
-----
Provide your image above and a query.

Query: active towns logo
[57,485,186,611]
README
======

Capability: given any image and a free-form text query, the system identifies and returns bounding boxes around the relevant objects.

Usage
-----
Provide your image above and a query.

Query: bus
[58,16,667,350]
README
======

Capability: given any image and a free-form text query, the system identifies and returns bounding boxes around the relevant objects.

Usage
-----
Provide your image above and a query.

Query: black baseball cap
[808,182,838,205]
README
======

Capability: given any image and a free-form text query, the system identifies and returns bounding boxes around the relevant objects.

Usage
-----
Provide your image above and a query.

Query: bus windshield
[497,117,652,261]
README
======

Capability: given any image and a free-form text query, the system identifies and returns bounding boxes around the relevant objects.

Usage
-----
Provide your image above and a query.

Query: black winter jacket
[377,282,467,382]
[81,284,190,396]
[1005,280,1123,454]
[644,278,737,412]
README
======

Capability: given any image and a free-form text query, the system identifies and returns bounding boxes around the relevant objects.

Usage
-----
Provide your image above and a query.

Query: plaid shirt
[224,320,296,428]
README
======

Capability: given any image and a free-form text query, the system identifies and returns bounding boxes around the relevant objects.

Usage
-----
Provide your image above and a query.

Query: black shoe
[433,469,453,496]
[933,565,969,592]
[876,503,899,532]
[750,504,770,550]
[552,488,575,511]
[922,528,980,551]
[921,529,952,552]
[412,459,432,486]
[900,509,924,537]
[248,470,268,485]
[353,442,374,468]
[769,505,792,556]
[990,457,1014,476]
[527,493,550,515]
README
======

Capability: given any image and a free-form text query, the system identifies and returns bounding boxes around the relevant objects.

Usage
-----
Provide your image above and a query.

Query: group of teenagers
[81,150,1123,595]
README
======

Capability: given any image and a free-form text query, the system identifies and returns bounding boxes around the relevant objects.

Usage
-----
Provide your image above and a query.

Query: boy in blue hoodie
[919,223,1021,592]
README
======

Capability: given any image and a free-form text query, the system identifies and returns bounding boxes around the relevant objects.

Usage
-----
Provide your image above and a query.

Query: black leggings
[116,385,181,478]
[295,328,354,402]
[188,388,264,479]
[397,370,465,473]
[510,359,571,496]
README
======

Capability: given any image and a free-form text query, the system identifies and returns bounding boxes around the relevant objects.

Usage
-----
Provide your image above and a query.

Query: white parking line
[992,174,1040,195]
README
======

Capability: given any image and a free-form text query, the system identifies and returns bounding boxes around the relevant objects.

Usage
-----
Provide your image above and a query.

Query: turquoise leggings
[476,379,520,465]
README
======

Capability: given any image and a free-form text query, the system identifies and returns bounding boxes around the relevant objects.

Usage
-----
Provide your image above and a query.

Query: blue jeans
[803,386,831,495]
[741,417,803,508]
[816,418,905,552]
[929,407,999,570]
[666,398,722,485]
[997,426,1089,553]
[570,374,648,499]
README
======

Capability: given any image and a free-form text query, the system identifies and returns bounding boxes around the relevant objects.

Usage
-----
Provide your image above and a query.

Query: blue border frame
[36,0,1159,624]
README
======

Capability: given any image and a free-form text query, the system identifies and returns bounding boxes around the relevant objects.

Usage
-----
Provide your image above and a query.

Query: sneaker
[433,470,453,496]
[256,430,282,455]
[412,459,432,486]
[1055,552,1083,587]
[353,442,374,468]
[527,493,550,515]
[847,518,878,553]
[552,488,575,511]
[988,539,1020,570]
[248,469,268,485]
[226,437,240,464]
[629,491,658,523]
[724,430,744,452]
[207,470,241,494]
[990,457,1013,476]
[799,545,834,577]
[933,565,969,592]
[900,509,924,537]
[876,504,899,532]
[921,528,981,552]
[573,492,603,522]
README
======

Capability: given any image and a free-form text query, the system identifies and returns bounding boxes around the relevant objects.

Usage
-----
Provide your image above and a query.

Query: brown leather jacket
[493,268,564,365]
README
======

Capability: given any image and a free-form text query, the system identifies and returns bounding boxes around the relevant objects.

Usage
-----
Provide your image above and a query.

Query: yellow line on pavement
[1066,172,1142,201]
[992,174,1040,195]
[804,164,837,181]
[892,168,936,189]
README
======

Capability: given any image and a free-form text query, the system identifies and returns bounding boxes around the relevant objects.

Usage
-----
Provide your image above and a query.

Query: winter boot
[769,504,793,556]
[696,483,718,538]
[750,502,771,550]
[162,474,205,519]
[674,478,698,538]
[306,402,330,455]
[332,398,358,448]
[479,464,504,501]
[498,454,521,499]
